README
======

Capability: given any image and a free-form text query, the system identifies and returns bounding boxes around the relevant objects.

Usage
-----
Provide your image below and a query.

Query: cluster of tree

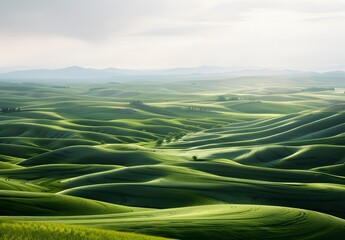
[1,107,21,113]
[155,131,187,146]
[301,86,335,92]
[217,95,260,102]
[89,87,105,91]
[52,85,70,89]
[130,100,144,105]
[183,106,211,112]
[217,96,227,101]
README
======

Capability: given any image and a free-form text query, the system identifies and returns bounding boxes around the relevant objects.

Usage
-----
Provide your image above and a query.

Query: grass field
[0,220,170,240]
[0,76,344,239]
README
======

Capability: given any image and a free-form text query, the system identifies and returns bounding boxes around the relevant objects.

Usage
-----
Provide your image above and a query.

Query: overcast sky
[1,0,345,71]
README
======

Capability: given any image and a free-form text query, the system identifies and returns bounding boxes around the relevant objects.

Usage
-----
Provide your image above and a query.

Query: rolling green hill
[0,79,344,239]
[0,220,169,240]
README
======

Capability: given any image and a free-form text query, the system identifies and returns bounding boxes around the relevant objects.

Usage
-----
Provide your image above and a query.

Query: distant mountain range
[0,66,344,82]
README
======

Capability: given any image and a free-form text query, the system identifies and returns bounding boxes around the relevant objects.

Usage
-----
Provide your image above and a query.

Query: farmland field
[0,75,345,240]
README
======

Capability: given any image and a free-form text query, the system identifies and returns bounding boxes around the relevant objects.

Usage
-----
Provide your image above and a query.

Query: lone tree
[165,136,171,143]
[192,155,198,161]
[155,138,163,146]
[217,96,227,101]
[175,131,186,140]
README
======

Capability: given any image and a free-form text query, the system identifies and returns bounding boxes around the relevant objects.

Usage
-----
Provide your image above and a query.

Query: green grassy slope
[0,220,169,240]
[6,204,345,240]
[19,145,180,166]
[0,80,344,239]
[0,190,139,216]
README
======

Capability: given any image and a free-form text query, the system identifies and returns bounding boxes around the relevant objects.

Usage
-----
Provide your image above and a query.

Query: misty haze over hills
[0,66,345,82]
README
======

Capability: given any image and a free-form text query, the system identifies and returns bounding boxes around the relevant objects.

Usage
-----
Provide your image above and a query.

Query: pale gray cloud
[0,0,344,70]
[0,0,157,40]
